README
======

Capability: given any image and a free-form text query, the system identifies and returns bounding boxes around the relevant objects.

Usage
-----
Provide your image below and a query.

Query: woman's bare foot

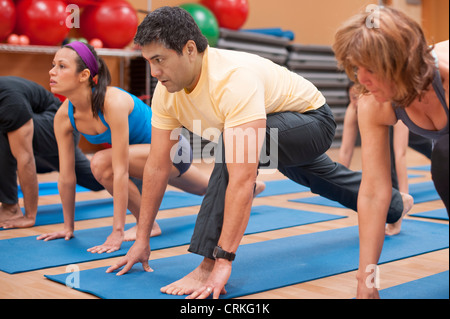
[151,221,162,237]
[161,258,215,296]
[254,181,266,197]
[385,192,414,236]
[123,221,162,241]
[0,203,23,223]
[124,225,138,241]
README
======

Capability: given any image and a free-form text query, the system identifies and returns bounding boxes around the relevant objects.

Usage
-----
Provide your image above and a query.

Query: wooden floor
[0,147,448,299]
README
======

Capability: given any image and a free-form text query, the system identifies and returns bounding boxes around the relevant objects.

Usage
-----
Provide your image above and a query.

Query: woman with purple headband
[37,41,210,254]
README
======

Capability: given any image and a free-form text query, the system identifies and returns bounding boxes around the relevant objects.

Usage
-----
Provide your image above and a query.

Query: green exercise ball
[180,3,219,47]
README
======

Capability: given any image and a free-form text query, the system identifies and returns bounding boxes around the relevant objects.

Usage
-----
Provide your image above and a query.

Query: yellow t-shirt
[151,47,326,142]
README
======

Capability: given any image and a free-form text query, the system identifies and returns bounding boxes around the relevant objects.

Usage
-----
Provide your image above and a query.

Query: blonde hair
[333,6,435,107]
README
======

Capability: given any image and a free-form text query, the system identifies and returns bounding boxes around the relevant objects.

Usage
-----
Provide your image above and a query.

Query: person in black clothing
[0,76,103,229]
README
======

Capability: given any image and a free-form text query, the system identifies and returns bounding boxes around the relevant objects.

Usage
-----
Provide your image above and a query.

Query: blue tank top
[394,52,449,141]
[68,88,152,145]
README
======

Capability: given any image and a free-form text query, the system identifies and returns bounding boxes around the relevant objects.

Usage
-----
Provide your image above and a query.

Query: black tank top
[394,53,449,141]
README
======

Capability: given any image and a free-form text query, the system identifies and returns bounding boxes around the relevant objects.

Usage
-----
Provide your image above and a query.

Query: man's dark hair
[134,6,209,55]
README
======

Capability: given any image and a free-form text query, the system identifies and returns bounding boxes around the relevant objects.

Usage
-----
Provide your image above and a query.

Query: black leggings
[431,134,449,214]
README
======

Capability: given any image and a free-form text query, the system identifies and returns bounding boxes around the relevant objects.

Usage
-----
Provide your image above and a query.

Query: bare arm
[4,119,38,227]
[190,119,266,299]
[356,95,396,298]
[87,89,133,253]
[219,119,266,254]
[393,121,410,194]
[106,126,177,275]
[38,101,77,240]
[435,40,449,107]
[339,100,359,167]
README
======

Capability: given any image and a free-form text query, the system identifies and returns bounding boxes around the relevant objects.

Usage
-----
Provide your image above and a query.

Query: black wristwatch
[213,246,236,261]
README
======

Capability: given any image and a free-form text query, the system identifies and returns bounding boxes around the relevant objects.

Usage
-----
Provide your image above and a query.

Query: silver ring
[206,287,212,293]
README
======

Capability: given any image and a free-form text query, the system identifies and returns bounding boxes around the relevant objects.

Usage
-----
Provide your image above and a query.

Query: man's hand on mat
[106,240,153,275]
[37,229,74,241]
[186,259,231,299]
[87,230,124,254]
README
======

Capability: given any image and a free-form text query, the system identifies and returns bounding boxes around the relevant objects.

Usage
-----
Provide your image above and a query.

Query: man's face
[141,41,199,93]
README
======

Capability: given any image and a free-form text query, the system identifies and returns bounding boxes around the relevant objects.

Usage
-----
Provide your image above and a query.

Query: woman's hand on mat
[186,259,231,299]
[87,230,124,254]
[37,229,74,241]
[356,270,380,299]
[106,240,153,275]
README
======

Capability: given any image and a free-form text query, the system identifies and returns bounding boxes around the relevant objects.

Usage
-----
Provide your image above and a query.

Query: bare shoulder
[435,41,449,96]
[357,94,397,127]
[103,87,134,116]
[435,41,449,73]
[435,41,449,63]
[54,99,74,134]
[55,99,70,122]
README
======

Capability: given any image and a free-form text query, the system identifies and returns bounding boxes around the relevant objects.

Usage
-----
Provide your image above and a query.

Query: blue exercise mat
[18,182,90,198]
[13,180,309,229]
[289,181,441,208]
[409,165,431,171]
[45,219,448,299]
[0,206,345,274]
[379,271,449,299]
[410,208,449,221]
[256,179,309,197]
[12,191,203,229]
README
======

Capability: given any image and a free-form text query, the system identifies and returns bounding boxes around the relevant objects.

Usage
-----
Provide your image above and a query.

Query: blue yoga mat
[13,191,203,229]
[379,271,449,299]
[20,179,308,199]
[411,208,449,221]
[18,182,90,198]
[289,181,441,208]
[11,180,309,230]
[0,206,345,274]
[256,179,309,197]
[409,165,431,171]
[45,219,448,299]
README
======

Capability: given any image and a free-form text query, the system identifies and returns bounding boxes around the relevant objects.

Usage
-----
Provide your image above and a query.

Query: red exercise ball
[0,0,16,41]
[201,0,249,30]
[80,0,138,49]
[63,0,102,8]
[7,33,19,45]
[14,0,70,45]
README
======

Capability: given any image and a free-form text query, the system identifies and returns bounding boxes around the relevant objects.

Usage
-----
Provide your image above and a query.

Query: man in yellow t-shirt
[107,6,409,299]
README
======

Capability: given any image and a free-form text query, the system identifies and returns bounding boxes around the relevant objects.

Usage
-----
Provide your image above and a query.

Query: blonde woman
[333,7,448,298]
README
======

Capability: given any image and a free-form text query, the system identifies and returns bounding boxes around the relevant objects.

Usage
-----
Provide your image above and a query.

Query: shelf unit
[0,44,144,90]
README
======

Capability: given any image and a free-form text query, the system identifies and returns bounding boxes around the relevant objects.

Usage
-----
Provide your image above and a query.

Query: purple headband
[66,41,99,78]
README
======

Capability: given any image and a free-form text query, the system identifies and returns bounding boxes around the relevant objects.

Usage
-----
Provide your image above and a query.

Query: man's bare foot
[0,203,23,223]
[385,192,414,236]
[254,181,266,197]
[123,222,162,241]
[161,258,214,296]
